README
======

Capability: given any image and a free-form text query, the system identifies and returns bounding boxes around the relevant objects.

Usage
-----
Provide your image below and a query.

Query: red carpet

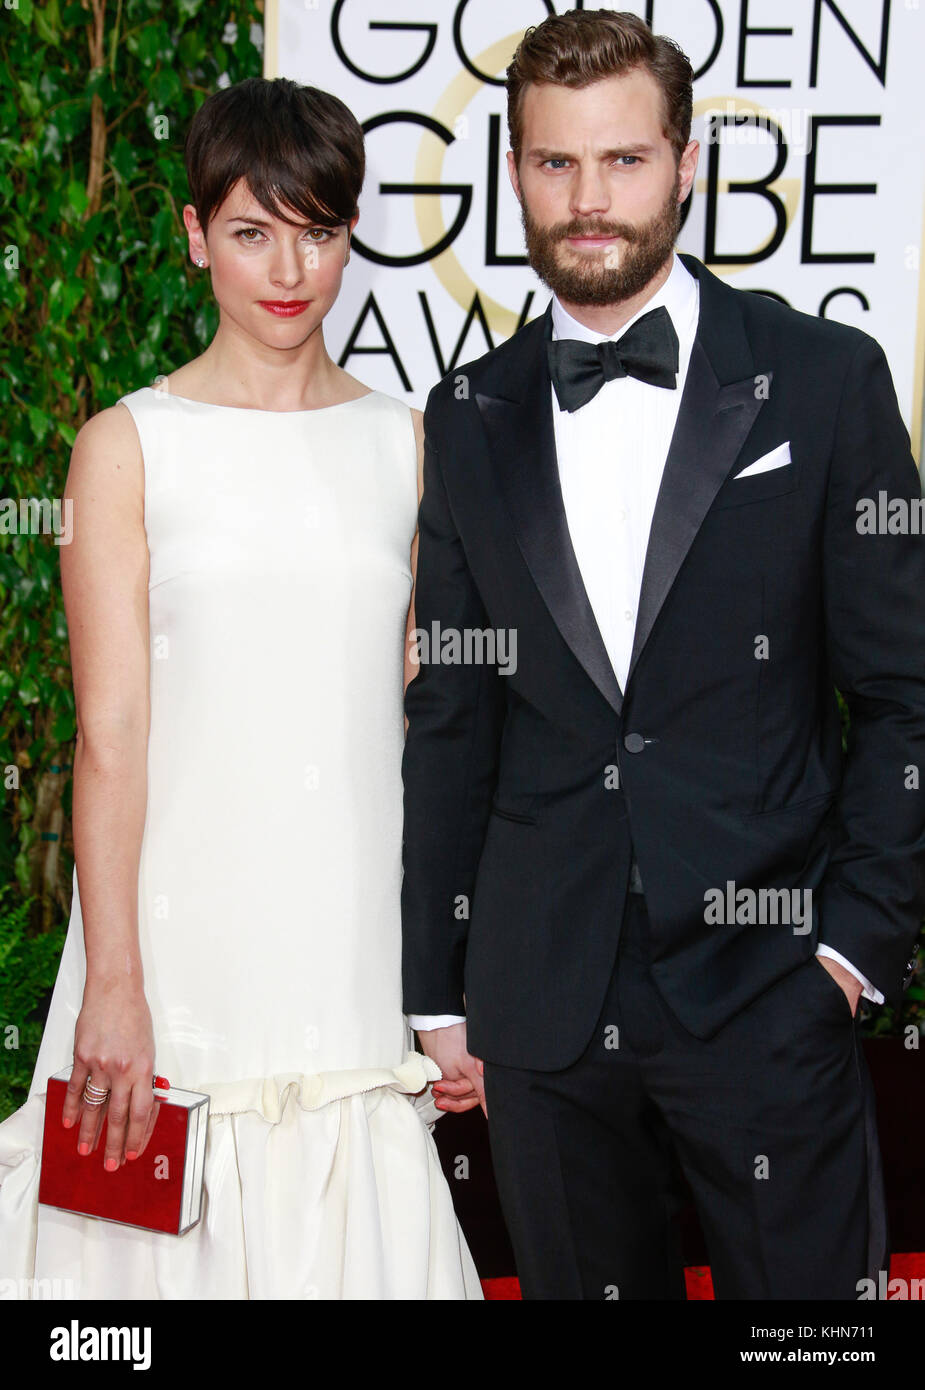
[480,1253,925,1299]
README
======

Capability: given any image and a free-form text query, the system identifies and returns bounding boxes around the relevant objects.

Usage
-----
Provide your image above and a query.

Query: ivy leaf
[145,312,167,348]
[26,406,50,445]
[52,711,76,743]
[67,180,89,217]
[110,139,140,183]
[150,68,181,110]
[12,1,35,30]
[39,70,61,105]
[95,260,122,303]
[150,208,175,252]
[55,98,91,144]
[18,81,41,118]
[33,3,57,44]
[178,29,206,67]
[47,277,86,324]
[194,303,217,346]
[40,124,62,162]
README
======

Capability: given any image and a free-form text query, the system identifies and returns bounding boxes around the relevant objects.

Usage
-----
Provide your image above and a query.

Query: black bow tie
[546,304,680,413]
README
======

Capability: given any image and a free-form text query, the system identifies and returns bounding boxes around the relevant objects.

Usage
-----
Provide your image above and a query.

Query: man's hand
[416,1022,486,1117]
[816,953,863,1017]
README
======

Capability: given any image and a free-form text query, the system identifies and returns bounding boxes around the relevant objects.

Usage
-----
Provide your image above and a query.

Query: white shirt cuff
[407,1013,466,1031]
[815,945,884,1004]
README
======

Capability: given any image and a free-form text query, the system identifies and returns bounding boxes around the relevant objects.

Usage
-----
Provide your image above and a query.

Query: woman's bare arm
[403,408,425,720]
[57,402,158,1168]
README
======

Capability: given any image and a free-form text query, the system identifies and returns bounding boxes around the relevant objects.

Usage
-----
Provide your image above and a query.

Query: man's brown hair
[506,8,693,169]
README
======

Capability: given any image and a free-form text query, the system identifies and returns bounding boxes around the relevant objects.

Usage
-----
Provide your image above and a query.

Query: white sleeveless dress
[0,385,482,1300]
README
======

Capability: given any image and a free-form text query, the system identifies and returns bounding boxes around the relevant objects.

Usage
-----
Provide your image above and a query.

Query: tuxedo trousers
[482,890,888,1300]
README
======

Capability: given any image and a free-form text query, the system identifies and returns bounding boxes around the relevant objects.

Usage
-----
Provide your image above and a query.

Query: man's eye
[542,156,640,170]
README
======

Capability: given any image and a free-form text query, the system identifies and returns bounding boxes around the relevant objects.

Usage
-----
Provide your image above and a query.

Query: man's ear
[678,140,699,203]
[506,149,522,203]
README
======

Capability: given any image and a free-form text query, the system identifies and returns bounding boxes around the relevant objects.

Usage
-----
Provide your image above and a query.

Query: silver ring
[83,1078,110,1106]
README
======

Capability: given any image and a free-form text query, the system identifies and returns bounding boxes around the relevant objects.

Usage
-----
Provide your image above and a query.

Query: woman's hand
[62,983,161,1171]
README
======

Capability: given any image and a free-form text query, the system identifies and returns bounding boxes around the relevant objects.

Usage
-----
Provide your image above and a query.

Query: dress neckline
[142,386,381,416]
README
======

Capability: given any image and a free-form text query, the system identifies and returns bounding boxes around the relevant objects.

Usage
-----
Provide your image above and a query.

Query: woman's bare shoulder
[73,399,141,449]
[68,402,144,496]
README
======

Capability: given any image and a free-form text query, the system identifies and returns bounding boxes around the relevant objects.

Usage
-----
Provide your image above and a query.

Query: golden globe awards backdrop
[262,0,925,460]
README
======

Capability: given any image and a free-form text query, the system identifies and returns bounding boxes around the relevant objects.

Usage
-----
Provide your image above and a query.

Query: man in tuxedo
[400,9,925,1299]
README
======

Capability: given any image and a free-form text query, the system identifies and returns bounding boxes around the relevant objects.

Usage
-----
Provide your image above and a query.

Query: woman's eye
[233,227,335,243]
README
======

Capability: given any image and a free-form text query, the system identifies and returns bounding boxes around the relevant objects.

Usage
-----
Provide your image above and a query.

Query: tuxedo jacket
[400,252,925,1071]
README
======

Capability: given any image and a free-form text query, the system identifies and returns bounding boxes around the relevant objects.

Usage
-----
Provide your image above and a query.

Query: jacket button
[624,732,646,753]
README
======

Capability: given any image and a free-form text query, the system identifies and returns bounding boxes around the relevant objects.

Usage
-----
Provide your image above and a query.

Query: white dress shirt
[409,253,880,1031]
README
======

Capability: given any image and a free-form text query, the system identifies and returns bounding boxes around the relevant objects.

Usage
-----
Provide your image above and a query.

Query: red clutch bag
[38,1069,209,1235]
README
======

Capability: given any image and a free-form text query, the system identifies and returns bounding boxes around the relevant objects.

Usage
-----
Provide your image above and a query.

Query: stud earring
[195,257,205,267]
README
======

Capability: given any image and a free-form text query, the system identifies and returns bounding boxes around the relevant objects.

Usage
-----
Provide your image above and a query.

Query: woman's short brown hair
[184,77,365,237]
[506,9,692,169]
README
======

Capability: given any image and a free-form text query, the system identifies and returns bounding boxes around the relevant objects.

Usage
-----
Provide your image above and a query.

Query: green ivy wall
[0,0,264,1116]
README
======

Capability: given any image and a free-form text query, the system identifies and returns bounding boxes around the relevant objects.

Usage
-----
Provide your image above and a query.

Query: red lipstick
[258,300,310,317]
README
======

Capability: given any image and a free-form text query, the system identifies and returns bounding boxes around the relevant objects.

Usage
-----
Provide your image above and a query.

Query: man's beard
[520,171,682,307]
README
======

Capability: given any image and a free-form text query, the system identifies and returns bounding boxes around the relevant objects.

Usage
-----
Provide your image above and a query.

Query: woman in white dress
[0,76,482,1299]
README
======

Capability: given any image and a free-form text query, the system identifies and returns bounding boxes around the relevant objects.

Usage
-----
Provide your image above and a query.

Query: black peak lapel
[475,303,625,717]
[625,255,771,689]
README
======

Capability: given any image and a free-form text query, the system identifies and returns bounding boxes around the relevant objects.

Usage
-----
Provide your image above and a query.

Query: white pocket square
[734,441,791,478]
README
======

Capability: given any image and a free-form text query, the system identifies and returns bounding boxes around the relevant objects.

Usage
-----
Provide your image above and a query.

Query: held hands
[416,1021,486,1117]
[62,981,161,1171]
[815,953,863,1017]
